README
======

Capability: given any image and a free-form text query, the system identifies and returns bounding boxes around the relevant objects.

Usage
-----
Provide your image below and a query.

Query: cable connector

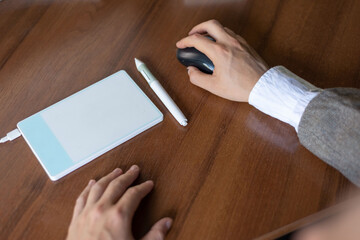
[0,129,21,143]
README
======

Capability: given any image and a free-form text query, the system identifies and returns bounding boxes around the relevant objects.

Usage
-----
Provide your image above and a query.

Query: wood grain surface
[0,0,359,239]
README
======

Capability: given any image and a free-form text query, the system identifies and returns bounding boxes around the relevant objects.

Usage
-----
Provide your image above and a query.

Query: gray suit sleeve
[298,88,360,186]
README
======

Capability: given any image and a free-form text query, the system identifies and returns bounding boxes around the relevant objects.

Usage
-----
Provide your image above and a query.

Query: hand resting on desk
[66,166,172,240]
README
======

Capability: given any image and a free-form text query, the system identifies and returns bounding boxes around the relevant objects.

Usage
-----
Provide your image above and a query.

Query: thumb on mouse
[187,66,215,92]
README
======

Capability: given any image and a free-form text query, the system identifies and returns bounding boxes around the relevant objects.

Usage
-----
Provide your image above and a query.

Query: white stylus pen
[135,58,188,126]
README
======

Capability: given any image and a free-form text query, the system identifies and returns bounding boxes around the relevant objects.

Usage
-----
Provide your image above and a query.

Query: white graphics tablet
[17,70,163,181]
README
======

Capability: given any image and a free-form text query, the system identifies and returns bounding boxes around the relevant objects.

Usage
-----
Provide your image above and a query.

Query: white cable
[0,129,21,143]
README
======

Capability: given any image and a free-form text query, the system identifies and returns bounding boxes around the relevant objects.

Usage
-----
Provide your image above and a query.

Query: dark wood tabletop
[1,0,359,239]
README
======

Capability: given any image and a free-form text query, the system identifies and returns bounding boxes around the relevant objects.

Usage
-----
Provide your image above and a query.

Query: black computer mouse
[176,35,215,74]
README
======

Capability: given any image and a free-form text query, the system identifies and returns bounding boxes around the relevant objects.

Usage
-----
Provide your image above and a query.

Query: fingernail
[187,67,191,73]
[88,179,95,186]
[113,168,122,174]
[130,165,139,171]
[166,219,173,229]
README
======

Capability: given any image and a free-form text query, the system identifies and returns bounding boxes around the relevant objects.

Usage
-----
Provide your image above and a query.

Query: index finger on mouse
[188,19,228,41]
[176,34,217,60]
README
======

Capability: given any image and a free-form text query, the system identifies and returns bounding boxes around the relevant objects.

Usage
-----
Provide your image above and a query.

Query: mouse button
[177,47,197,54]
[192,60,214,71]
[178,51,203,61]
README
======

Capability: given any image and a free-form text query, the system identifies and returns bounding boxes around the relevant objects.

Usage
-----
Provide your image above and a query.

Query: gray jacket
[298,88,360,186]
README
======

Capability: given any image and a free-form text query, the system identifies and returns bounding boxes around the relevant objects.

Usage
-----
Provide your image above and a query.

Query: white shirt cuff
[248,66,321,132]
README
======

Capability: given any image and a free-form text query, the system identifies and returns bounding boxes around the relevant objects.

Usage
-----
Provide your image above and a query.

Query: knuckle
[94,203,105,215]
[108,179,120,188]
[108,209,123,225]
[109,178,126,192]
[92,182,105,192]
[192,33,202,40]
[208,19,220,26]
[128,187,140,196]
[88,205,104,222]
[76,196,85,205]
[229,36,241,48]
[116,205,129,218]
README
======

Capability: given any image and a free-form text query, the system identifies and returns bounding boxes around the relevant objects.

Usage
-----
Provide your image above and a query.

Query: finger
[176,34,217,60]
[187,66,217,92]
[72,179,95,221]
[188,19,228,41]
[141,218,173,240]
[98,165,140,205]
[86,168,123,206]
[115,180,154,221]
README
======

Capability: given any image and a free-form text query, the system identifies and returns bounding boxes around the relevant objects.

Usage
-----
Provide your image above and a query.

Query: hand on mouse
[66,166,172,240]
[176,19,269,102]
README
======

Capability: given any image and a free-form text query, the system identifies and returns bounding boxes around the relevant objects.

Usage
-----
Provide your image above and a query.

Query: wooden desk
[0,0,359,239]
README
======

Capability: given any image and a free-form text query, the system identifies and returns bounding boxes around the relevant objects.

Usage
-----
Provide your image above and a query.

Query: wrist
[246,69,269,103]
[248,66,321,131]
